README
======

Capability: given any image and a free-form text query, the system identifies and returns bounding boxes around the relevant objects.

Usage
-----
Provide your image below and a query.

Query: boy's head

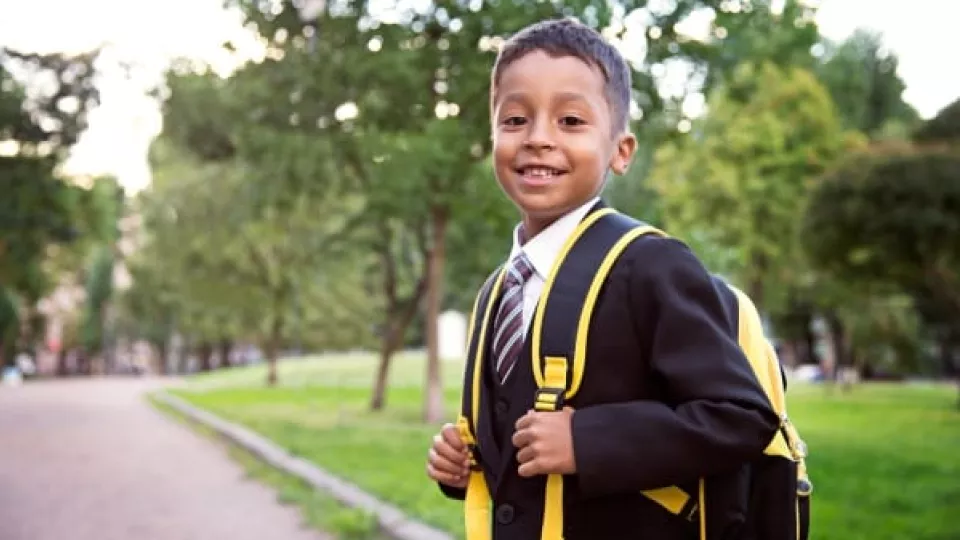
[489,18,637,237]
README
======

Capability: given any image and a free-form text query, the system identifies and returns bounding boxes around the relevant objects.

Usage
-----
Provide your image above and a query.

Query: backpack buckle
[534,386,565,412]
[535,356,569,412]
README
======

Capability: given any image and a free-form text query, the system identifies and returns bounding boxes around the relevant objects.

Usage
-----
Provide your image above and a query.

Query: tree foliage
[803,145,960,319]
[803,99,960,381]
[649,61,855,313]
[815,29,920,138]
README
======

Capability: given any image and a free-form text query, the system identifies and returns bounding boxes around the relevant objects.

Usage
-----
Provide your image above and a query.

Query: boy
[426,18,780,540]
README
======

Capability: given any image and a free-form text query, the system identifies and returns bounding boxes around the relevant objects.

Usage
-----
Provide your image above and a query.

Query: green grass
[170,353,960,540]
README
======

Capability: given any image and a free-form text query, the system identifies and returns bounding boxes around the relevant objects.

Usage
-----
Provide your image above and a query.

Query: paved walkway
[0,377,331,540]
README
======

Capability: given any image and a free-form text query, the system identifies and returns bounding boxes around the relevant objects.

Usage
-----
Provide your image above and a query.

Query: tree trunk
[940,332,958,378]
[218,339,232,369]
[371,336,398,411]
[826,311,854,392]
[198,342,213,372]
[423,205,448,424]
[265,312,284,387]
[156,341,169,376]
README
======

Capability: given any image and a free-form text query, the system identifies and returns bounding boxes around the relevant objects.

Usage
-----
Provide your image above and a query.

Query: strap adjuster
[534,386,565,412]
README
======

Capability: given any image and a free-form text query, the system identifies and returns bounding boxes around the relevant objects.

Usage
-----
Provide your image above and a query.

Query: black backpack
[456,208,812,540]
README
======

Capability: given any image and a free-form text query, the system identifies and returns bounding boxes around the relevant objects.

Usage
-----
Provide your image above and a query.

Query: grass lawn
[169,352,960,540]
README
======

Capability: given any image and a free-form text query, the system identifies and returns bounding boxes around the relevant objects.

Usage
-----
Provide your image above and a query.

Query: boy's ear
[609,131,638,176]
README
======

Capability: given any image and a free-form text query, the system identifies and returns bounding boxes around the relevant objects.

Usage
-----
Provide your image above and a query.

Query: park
[1,0,959,539]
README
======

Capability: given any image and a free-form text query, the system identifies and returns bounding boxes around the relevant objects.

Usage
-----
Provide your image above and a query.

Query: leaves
[0,48,109,306]
[649,61,854,312]
[803,145,960,312]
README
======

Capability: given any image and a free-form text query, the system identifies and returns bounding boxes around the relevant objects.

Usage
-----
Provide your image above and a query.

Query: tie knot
[506,253,534,287]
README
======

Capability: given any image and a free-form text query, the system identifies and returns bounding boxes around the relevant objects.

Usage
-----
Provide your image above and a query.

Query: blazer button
[495,503,515,525]
[495,399,509,415]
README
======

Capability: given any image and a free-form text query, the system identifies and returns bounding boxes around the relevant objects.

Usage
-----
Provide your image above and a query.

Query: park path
[0,377,332,540]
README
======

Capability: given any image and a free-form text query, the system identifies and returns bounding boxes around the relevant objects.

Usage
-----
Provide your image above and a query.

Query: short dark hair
[490,18,632,133]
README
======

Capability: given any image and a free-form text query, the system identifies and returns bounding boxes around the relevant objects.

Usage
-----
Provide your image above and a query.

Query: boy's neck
[519,215,557,244]
[519,197,600,244]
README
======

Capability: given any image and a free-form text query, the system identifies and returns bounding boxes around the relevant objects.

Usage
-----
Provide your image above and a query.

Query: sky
[1,0,958,193]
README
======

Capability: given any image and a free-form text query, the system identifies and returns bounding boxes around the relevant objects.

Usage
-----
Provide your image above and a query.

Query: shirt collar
[508,197,601,279]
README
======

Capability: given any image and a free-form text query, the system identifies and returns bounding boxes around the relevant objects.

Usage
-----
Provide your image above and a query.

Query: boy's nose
[523,118,556,151]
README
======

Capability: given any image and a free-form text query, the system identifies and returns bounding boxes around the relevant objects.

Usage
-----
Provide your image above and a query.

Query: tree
[145,64,373,384]
[0,49,102,292]
[649,62,854,311]
[914,98,960,144]
[802,144,960,375]
[815,29,920,139]
[0,48,108,366]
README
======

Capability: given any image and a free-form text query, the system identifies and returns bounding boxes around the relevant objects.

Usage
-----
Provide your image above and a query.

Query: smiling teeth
[525,168,557,177]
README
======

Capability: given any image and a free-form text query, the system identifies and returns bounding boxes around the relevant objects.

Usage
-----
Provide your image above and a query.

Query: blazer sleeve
[570,237,780,497]
[437,482,466,500]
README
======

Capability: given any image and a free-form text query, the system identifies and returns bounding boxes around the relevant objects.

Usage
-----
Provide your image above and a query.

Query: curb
[152,391,454,540]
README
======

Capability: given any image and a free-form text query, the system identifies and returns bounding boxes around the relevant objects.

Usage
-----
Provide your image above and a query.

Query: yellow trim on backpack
[641,486,694,515]
[531,215,667,539]
[537,356,568,540]
[471,269,507,432]
[457,416,492,540]
[459,267,507,540]
[531,207,615,390]
[729,285,793,460]
[569,223,666,396]
[698,478,707,540]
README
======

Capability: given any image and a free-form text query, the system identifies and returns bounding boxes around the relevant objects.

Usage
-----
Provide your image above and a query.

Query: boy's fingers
[427,462,467,487]
[514,410,535,431]
[441,423,466,451]
[516,444,536,464]
[517,458,544,478]
[429,448,468,475]
[433,439,469,466]
[511,425,536,449]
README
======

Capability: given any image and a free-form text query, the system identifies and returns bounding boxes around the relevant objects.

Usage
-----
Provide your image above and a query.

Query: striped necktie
[492,253,535,383]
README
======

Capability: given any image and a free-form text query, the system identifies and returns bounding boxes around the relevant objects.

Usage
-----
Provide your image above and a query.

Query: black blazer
[440,203,780,540]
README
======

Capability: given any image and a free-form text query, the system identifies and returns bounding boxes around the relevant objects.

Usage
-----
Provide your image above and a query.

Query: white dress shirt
[506,197,600,340]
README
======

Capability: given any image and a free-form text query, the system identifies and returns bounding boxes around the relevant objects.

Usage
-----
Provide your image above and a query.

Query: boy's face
[491,50,636,234]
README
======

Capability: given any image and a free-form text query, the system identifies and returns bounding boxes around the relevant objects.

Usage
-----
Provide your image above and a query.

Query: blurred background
[1,1,958,539]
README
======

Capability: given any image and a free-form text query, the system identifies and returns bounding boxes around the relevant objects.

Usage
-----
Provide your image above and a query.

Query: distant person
[425,18,795,540]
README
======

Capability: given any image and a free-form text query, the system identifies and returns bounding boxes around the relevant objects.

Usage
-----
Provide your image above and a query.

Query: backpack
[455,208,812,540]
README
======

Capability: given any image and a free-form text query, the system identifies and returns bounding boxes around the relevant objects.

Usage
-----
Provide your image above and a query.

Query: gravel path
[0,377,332,540]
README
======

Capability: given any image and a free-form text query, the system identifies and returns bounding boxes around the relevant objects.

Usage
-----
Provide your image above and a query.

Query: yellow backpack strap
[459,266,507,540]
[530,209,666,539]
[727,285,796,461]
[457,416,492,540]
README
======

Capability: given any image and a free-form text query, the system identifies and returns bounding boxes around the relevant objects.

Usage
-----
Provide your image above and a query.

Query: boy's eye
[560,116,586,127]
[502,116,527,126]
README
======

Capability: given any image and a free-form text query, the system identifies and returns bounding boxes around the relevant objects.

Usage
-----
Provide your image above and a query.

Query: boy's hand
[426,423,471,489]
[512,407,576,477]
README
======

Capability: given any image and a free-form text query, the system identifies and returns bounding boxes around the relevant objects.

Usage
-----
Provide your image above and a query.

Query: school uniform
[440,199,780,540]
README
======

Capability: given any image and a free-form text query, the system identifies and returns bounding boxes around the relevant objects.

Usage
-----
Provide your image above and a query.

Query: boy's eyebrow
[553,91,592,106]
[496,91,593,107]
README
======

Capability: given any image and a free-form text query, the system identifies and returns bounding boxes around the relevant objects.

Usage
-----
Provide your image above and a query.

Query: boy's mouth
[515,165,568,184]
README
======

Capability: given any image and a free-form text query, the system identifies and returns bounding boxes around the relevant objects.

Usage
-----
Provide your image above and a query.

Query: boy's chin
[513,194,581,220]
